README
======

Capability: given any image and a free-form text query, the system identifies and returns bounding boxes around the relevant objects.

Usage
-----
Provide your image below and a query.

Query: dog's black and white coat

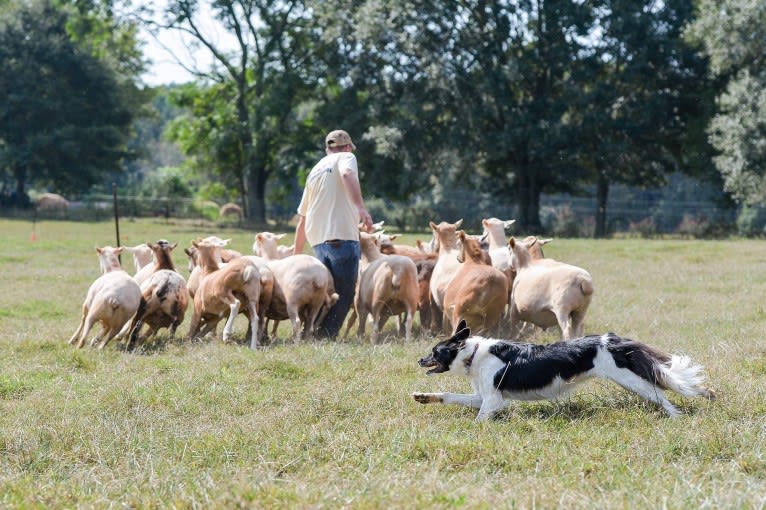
[414,320,715,421]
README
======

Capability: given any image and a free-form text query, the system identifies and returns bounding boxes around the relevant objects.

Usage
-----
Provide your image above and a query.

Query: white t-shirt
[297,152,360,246]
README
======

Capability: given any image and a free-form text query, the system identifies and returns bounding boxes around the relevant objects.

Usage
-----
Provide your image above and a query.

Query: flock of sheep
[68,217,594,351]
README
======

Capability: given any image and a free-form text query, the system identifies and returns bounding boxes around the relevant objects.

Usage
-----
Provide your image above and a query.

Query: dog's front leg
[475,393,507,422]
[412,392,483,409]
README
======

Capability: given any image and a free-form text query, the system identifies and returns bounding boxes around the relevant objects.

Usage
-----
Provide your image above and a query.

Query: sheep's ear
[184,248,192,257]
[114,247,124,255]
[503,219,516,229]
[455,218,463,228]
[481,218,489,227]
[508,237,516,249]
[170,242,178,250]
[480,232,489,243]
[222,238,232,245]
[389,234,398,241]
[192,239,200,248]
[256,233,264,241]
[95,247,102,254]
[455,318,468,332]
[276,233,286,240]
[429,221,437,231]
[539,238,553,245]
[458,230,466,241]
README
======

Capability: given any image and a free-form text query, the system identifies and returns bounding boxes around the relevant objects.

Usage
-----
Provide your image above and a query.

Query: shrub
[736,205,766,237]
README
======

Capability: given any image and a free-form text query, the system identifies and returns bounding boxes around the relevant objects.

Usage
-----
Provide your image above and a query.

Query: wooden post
[112,183,121,263]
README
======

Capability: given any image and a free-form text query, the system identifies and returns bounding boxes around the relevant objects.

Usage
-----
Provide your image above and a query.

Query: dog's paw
[412,392,442,404]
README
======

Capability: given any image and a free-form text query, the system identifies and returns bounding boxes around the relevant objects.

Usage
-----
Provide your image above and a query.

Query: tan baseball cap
[325,129,356,150]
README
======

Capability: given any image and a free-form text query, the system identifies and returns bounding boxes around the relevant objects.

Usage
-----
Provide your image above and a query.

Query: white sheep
[68,246,142,349]
[344,232,419,342]
[508,237,594,340]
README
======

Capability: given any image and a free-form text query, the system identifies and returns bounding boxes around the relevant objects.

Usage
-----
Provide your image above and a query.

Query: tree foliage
[0,0,142,205]
[688,0,766,206]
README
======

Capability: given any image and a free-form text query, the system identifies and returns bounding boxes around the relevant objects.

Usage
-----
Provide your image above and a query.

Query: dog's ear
[450,320,471,345]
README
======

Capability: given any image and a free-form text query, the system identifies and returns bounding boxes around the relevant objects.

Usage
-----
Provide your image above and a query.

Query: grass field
[1,218,765,508]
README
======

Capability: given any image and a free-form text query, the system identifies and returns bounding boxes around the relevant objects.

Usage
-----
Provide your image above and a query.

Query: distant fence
[1,181,743,238]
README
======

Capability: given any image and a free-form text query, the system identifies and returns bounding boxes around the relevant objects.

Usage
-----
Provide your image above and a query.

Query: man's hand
[359,207,374,233]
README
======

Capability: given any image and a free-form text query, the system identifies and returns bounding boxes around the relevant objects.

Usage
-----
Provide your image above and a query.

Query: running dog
[413,320,715,421]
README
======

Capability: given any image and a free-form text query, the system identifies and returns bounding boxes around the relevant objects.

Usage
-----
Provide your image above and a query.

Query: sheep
[482,218,516,283]
[187,240,262,349]
[68,246,142,349]
[378,233,427,258]
[219,203,244,220]
[443,231,509,335]
[508,236,594,340]
[253,232,294,260]
[123,243,154,274]
[184,237,242,296]
[374,236,440,333]
[428,219,464,330]
[124,241,189,350]
[265,255,339,342]
[343,232,419,342]
[36,192,69,212]
[184,239,274,343]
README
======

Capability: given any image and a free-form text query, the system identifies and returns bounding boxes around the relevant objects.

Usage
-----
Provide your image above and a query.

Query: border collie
[413,320,715,421]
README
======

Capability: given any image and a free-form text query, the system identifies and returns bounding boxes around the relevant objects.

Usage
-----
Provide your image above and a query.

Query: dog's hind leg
[607,370,681,417]
[413,392,483,409]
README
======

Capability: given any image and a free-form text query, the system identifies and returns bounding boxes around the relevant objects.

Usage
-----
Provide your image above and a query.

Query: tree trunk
[594,170,609,238]
[13,165,30,208]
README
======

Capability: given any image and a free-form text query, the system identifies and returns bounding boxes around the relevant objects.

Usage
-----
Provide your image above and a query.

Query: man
[294,129,374,338]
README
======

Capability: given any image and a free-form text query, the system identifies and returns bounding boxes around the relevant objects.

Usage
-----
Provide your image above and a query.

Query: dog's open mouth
[419,356,447,375]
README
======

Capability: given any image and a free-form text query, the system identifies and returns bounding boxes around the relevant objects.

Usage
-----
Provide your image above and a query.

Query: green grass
[1,218,765,508]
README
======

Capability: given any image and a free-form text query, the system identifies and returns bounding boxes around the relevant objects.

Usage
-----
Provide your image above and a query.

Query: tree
[573,0,715,237]
[687,0,766,206]
[331,0,595,231]
[145,0,327,222]
[0,0,141,206]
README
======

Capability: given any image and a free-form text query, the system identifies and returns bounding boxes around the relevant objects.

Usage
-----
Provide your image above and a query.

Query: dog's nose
[418,357,428,367]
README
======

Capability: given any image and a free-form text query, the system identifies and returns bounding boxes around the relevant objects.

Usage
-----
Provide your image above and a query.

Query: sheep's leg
[247,302,260,350]
[222,299,241,343]
[68,306,88,345]
[396,314,405,336]
[356,307,368,340]
[404,305,414,342]
[187,308,202,340]
[97,326,121,350]
[508,305,523,340]
[305,301,324,340]
[556,311,574,340]
[287,304,302,342]
[76,316,98,348]
[198,319,218,339]
[373,307,391,344]
[343,307,358,339]
[570,310,586,339]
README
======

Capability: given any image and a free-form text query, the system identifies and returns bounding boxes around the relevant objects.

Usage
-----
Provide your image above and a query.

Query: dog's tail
[607,336,715,400]
[657,354,716,400]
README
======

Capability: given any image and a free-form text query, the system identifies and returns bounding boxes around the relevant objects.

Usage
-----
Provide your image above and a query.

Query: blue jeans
[313,240,360,339]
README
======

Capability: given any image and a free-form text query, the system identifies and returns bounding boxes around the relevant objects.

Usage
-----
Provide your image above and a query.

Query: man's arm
[341,171,373,232]
[294,214,307,255]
